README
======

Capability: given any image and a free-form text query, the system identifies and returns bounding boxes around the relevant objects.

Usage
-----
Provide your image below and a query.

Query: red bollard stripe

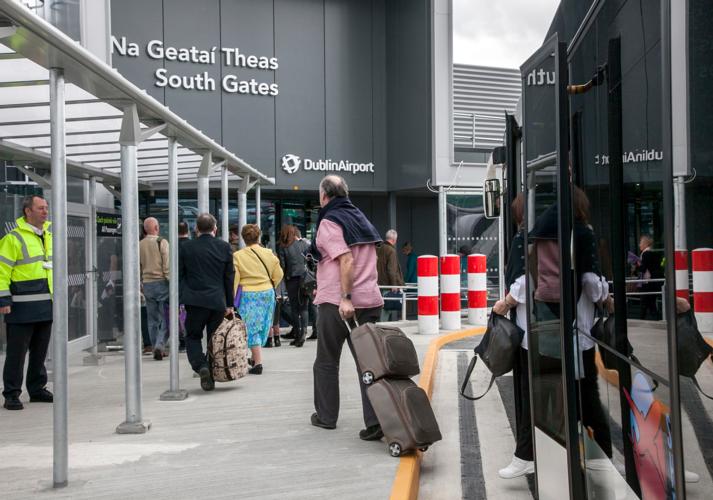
[674,250,688,269]
[440,255,460,275]
[692,250,713,272]
[440,293,461,312]
[467,255,487,273]
[417,257,439,277]
[468,290,487,308]
[694,292,713,312]
[417,296,439,316]
[676,290,690,300]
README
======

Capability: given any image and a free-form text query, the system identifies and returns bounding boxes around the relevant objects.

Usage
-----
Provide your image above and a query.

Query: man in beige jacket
[140,217,170,360]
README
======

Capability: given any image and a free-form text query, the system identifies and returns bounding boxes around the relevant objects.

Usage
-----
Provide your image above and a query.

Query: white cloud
[453,0,560,69]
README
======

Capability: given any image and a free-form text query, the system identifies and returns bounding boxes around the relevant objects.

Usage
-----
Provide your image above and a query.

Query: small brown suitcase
[367,378,442,457]
[350,322,420,385]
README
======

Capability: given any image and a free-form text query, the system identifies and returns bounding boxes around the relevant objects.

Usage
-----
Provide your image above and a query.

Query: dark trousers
[286,277,309,340]
[513,347,534,461]
[579,347,613,457]
[313,303,381,427]
[184,305,224,373]
[2,321,52,399]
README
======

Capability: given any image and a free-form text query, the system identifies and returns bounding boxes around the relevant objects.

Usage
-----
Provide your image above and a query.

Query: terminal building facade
[1,1,519,351]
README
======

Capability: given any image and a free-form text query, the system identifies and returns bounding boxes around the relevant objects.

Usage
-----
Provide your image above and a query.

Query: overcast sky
[453,0,560,69]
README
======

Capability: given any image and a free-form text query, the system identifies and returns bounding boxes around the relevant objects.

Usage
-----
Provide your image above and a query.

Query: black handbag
[460,313,524,401]
[676,309,713,399]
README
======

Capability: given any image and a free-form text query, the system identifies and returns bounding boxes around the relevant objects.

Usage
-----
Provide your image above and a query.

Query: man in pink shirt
[309,175,385,441]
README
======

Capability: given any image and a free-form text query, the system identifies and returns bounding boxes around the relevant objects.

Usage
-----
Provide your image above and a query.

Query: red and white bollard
[440,254,461,331]
[692,248,713,333]
[675,249,689,300]
[467,254,487,326]
[417,255,439,335]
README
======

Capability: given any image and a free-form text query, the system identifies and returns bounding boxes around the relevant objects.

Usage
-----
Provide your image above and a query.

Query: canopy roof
[0,0,272,189]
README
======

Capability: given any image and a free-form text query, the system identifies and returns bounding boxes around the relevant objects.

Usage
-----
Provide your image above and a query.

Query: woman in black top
[277,225,310,347]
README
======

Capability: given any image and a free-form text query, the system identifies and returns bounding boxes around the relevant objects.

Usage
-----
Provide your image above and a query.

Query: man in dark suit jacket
[179,213,235,391]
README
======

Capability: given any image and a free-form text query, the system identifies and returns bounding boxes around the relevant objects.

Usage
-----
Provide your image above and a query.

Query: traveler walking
[0,195,54,410]
[297,228,319,340]
[491,193,533,478]
[309,175,385,440]
[139,217,170,360]
[277,225,310,347]
[229,223,240,253]
[176,221,190,352]
[376,229,404,321]
[635,235,663,320]
[233,224,284,374]
[179,213,235,391]
[402,241,417,284]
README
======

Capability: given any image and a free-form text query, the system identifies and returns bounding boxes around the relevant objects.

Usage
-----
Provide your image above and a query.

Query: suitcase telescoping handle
[343,317,360,332]
[459,355,496,401]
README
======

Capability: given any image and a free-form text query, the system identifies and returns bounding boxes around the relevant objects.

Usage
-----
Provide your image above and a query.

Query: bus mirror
[492,146,506,165]
[484,178,501,219]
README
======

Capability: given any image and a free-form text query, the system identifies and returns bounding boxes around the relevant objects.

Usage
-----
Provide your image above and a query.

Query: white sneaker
[685,470,700,483]
[498,456,535,479]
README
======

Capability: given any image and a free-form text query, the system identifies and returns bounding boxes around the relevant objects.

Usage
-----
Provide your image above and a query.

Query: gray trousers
[313,303,381,428]
[143,280,169,350]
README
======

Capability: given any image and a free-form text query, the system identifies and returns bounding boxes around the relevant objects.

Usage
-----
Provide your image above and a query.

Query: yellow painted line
[389,326,486,500]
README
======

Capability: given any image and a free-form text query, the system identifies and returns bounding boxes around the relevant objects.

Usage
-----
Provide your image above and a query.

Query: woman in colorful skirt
[233,224,284,374]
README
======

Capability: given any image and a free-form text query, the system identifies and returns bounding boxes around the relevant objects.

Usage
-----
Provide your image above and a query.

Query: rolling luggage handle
[459,355,496,401]
[343,317,360,331]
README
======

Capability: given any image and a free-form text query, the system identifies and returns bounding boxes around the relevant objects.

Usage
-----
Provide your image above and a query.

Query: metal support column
[221,166,229,242]
[116,104,151,434]
[674,176,687,250]
[388,192,397,231]
[83,176,103,366]
[438,185,447,256]
[255,184,261,230]
[238,176,249,248]
[50,67,69,488]
[198,152,211,215]
[161,137,188,401]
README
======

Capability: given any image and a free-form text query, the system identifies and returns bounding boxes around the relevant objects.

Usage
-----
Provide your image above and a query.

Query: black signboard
[97,212,121,237]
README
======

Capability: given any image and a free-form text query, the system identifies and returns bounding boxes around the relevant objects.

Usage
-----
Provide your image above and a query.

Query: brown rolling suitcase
[366,378,442,457]
[349,321,420,385]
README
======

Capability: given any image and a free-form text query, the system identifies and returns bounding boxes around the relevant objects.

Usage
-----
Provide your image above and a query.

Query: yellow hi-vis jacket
[0,217,53,324]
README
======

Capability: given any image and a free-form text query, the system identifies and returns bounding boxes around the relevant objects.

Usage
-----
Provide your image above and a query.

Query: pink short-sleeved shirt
[314,219,384,309]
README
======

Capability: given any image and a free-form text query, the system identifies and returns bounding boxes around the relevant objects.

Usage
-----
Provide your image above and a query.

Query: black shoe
[264,337,274,348]
[293,337,305,348]
[359,424,384,441]
[273,336,281,347]
[29,388,53,403]
[248,364,263,375]
[199,366,215,391]
[281,330,296,340]
[307,332,318,340]
[248,358,255,367]
[3,397,23,410]
[310,412,336,430]
[153,348,164,361]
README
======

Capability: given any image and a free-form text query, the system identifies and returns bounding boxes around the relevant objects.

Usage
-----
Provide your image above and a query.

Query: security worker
[0,195,54,410]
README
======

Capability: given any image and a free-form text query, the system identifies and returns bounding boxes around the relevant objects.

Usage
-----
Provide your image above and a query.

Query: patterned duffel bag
[209,313,249,382]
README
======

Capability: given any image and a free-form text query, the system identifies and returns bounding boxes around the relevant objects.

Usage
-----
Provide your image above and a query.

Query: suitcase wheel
[389,442,402,458]
[419,446,429,452]
[362,371,375,385]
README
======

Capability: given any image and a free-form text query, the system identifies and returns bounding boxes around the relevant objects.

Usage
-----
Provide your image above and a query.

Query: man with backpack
[139,217,170,360]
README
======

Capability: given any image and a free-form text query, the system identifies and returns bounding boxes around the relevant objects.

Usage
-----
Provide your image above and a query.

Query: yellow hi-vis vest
[0,217,53,323]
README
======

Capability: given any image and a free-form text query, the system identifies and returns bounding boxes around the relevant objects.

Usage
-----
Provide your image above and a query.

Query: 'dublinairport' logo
[281,154,302,174]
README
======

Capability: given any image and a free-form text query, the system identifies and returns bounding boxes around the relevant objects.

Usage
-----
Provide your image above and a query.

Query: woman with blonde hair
[233,224,284,374]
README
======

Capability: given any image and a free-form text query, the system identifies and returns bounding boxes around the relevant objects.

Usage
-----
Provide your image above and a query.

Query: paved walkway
[1,322,432,500]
